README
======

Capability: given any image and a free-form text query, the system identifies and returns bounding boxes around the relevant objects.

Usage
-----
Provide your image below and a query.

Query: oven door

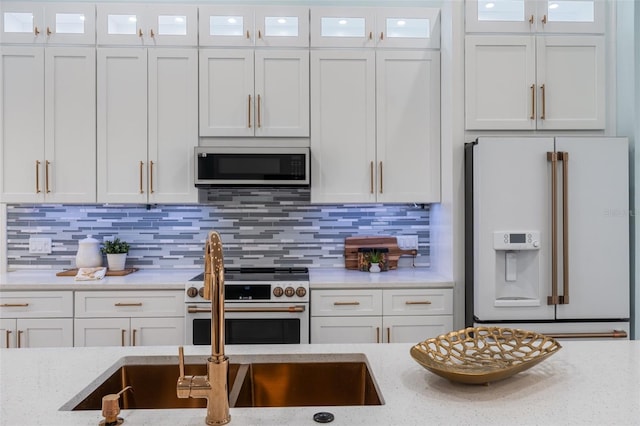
[185,302,309,345]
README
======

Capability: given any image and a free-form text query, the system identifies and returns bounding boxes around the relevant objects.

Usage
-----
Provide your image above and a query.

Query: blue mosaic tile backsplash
[6,188,430,270]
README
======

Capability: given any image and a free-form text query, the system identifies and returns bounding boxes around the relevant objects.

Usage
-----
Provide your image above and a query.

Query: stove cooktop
[189,267,309,282]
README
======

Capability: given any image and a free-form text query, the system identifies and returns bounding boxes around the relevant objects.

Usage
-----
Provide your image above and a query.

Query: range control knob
[186,287,199,298]
[284,286,295,297]
[198,287,205,298]
[295,287,307,297]
[273,287,284,297]
[533,240,540,248]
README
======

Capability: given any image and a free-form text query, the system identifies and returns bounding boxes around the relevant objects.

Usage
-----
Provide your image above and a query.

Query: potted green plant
[101,238,130,271]
[367,250,383,273]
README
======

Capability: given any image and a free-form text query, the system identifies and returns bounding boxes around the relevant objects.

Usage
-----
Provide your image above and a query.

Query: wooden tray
[56,268,139,277]
[344,236,417,270]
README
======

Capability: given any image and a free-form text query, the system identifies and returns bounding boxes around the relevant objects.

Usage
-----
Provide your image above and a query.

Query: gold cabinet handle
[540,84,546,120]
[379,161,383,194]
[121,329,126,347]
[150,28,155,38]
[376,327,380,343]
[387,327,390,343]
[559,151,569,305]
[5,330,11,348]
[45,160,51,193]
[17,330,23,348]
[370,161,374,194]
[257,94,261,128]
[333,301,360,306]
[405,300,432,305]
[380,32,384,40]
[258,29,262,39]
[246,30,250,39]
[547,151,559,305]
[132,329,137,346]
[529,15,534,25]
[1,303,29,307]
[369,31,372,40]
[139,161,144,194]
[46,26,52,36]
[542,14,548,24]
[34,26,40,36]
[248,94,252,128]
[115,302,143,307]
[35,160,41,193]
[149,160,154,194]
[530,84,536,120]
[138,28,143,37]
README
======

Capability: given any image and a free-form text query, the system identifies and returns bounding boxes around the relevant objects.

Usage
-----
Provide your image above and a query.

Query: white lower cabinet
[74,290,185,347]
[0,291,74,348]
[310,288,453,344]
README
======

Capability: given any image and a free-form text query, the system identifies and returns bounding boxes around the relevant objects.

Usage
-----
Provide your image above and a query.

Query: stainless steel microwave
[194,147,310,187]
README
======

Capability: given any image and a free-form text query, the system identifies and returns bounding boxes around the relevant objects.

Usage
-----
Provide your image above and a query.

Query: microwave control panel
[493,231,540,250]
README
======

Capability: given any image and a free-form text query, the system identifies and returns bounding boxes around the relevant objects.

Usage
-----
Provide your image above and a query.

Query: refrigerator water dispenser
[493,232,541,306]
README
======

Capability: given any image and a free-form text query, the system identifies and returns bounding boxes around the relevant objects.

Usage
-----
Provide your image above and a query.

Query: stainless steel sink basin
[64,353,383,410]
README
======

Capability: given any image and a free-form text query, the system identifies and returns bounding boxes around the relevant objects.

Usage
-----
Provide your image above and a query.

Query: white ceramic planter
[106,253,127,271]
[369,263,381,273]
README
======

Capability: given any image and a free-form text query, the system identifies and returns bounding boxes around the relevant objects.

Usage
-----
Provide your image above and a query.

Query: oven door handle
[188,305,306,314]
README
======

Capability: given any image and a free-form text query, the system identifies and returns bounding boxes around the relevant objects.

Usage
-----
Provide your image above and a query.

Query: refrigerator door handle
[545,330,627,339]
[559,151,570,304]
[547,152,559,305]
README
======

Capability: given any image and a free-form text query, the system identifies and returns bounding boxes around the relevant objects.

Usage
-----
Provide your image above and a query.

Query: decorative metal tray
[410,327,562,385]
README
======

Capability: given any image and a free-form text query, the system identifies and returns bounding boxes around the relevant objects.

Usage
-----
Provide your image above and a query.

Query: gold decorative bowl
[410,327,562,385]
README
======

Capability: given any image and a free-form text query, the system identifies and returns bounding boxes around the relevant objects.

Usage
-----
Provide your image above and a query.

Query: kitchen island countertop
[1,340,638,426]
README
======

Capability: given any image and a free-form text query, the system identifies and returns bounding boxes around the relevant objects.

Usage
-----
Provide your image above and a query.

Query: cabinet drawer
[311,316,382,344]
[311,289,382,316]
[75,291,184,318]
[0,291,73,318]
[382,288,453,316]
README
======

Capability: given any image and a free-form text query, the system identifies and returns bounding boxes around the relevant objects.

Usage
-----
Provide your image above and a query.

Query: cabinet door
[375,7,440,49]
[44,3,96,45]
[145,5,198,46]
[148,48,198,203]
[97,48,148,203]
[465,0,536,33]
[199,49,254,137]
[310,50,376,203]
[0,47,45,203]
[17,318,73,348]
[254,6,309,47]
[255,50,309,137]
[311,316,381,344]
[0,319,16,348]
[376,50,440,203]
[96,4,146,45]
[310,7,375,48]
[535,0,605,34]
[44,47,96,203]
[465,35,536,130]
[74,318,130,347]
[0,2,45,44]
[383,316,453,343]
[198,5,254,47]
[131,317,185,346]
[536,36,605,130]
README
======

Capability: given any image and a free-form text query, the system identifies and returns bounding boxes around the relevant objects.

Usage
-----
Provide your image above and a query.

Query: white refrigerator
[465,137,630,339]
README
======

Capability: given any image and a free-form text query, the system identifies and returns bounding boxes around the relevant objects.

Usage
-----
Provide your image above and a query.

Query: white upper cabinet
[465,35,605,130]
[465,0,605,34]
[96,3,197,46]
[199,6,309,47]
[311,7,440,48]
[1,2,95,45]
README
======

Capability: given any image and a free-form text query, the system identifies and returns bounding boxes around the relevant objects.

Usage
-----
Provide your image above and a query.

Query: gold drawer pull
[405,300,432,305]
[132,329,137,346]
[333,301,360,306]
[114,302,143,307]
[17,330,23,348]
[5,330,11,348]
[121,329,126,346]
[1,303,29,307]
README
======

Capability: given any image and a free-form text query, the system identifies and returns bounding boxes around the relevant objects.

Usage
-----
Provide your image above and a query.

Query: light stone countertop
[0,268,453,291]
[0,341,639,426]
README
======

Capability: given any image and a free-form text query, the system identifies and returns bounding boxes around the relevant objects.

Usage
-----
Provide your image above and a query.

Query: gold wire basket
[410,327,562,385]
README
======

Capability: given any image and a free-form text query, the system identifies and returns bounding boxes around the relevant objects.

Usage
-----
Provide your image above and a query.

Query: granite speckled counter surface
[1,341,639,426]
[0,268,453,290]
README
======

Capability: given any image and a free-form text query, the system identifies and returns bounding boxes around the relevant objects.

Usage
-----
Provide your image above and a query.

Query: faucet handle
[178,346,185,379]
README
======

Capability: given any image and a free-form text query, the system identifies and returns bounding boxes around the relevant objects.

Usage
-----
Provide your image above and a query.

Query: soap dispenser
[75,235,102,268]
[99,386,132,426]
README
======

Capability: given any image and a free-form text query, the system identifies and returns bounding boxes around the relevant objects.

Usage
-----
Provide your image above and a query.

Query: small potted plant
[367,250,383,273]
[101,238,130,271]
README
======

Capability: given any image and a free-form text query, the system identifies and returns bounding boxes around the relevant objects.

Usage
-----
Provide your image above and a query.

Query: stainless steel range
[184,267,310,345]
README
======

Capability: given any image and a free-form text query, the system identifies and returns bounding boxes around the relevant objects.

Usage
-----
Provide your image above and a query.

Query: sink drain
[313,412,335,423]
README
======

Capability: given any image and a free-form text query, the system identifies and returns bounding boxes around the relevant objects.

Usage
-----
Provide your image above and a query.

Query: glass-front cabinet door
[255,6,309,47]
[375,8,440,49]
[310,7,375,48]
[97,4,196,46]
[199,6,254,47]
[465,0,605,34]
[1,2,95,44]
